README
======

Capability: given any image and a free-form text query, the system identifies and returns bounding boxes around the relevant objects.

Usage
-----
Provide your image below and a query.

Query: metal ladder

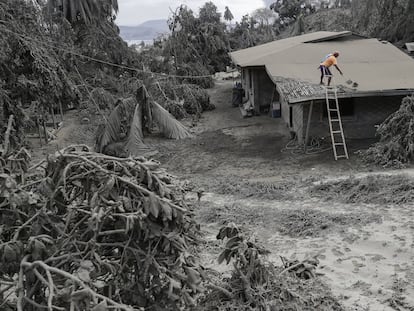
[324,78,349,160]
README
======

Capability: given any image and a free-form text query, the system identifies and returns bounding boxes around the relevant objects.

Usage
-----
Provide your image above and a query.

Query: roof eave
[288,89,414,104]
[303,30,352,43]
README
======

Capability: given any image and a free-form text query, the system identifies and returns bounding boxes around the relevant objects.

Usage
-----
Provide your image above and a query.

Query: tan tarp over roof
[229,31,351,67]
[230,32,414,103]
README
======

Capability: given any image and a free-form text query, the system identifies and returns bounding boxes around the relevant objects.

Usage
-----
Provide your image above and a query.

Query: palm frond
[125,102,151,156]
[111,0,119,13]
[69,0,77,23]
[78,0,89,23]
[151,101,193,140]
[96,97,135,152]
[96,104,122,152]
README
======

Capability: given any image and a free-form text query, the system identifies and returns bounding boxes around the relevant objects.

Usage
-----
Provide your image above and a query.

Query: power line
[0,22,213,80]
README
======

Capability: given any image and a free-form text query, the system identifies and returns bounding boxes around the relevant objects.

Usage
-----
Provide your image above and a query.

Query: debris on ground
[198,202,381,237]
[311,174,414,204]
[198,224,344,311]
[195,177,298,201]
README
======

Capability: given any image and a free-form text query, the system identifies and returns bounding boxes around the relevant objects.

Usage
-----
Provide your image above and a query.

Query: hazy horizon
[116,0,267,26]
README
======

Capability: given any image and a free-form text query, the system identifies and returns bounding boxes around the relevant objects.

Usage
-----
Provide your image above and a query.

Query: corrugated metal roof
[273,77,356,103]
[231,32,414,103]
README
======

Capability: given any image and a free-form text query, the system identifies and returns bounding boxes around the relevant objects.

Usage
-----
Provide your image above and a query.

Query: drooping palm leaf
[96,97,135,152]
[125,102,151,156]
[151,101,193,140]
[95,103,122,152]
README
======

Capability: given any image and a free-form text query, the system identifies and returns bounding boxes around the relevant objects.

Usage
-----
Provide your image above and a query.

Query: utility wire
[0,22,213,80]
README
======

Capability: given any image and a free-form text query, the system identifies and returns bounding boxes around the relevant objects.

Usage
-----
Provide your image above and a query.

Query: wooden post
[59,101,64,122]
[3,115,14,155]
[304,100,314,153]
[37,117,43,146]
[269,87,275,116]
[42,111,48,144]
[50,105,56,129]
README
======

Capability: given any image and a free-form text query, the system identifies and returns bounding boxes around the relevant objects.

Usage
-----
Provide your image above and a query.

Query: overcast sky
[116,0,267,26]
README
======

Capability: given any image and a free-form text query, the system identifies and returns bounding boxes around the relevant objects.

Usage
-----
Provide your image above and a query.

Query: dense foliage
[0,146,203,310]
[351,0,414,43]
[361,96,414,167]
[0,0,78,149]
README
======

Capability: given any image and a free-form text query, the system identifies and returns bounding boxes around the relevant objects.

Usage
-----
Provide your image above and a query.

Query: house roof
[230,32,414,104]
[229,31,352,67]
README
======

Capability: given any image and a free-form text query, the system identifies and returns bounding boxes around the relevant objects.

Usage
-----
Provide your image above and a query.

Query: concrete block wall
[292,104,305,142]
[299,95,404,141]
[281,96,290,126]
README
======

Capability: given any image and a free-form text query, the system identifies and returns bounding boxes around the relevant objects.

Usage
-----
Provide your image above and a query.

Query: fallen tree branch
[23,261,136,311]
[2,114,14,156]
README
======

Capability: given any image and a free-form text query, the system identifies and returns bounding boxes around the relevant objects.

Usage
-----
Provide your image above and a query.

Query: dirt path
[160,80,414,311]
[29,110,98,162]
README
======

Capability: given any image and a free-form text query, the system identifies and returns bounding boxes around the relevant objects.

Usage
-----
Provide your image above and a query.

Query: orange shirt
[321,55,337,67]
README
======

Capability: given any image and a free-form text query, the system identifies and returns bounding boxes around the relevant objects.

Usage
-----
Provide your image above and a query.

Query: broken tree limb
[2,114,14,156]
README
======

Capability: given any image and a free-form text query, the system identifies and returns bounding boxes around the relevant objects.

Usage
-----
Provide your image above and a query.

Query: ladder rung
[332,131,342,134]
[336,155,348,159]
[331,119,340,122]
[334,143,344,146]
[328,108,338,111]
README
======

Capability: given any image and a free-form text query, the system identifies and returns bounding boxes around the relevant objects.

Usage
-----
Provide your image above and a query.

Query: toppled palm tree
[47,0,119,24]
[96,86,193,157]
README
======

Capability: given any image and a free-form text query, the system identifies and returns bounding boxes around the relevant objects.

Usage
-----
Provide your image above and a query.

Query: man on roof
[319,51,343,86]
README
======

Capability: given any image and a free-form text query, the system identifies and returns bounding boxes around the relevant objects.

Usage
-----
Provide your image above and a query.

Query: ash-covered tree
[270,0,305,24]
[251,8,279,41]
[46,0,119,24]
[46,0,141,92]
[224,6,234,26]
[228,14,255,49]
[0,0,78,149]
[351,0,414,43]
[165,3,229,76]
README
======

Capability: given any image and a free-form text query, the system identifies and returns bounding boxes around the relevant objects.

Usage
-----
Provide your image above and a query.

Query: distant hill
[119,19,169,41]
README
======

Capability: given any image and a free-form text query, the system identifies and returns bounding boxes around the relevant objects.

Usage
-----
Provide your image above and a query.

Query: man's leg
[326,67,332,86]
[320,66,324,85]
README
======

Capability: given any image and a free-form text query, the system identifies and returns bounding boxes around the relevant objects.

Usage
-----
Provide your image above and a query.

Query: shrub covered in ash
[361,96,414,167]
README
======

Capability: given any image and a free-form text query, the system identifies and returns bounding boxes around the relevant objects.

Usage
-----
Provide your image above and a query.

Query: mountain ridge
[119,19,169,41]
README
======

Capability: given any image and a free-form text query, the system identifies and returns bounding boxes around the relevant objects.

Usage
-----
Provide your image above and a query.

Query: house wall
[280,94,290,125]
[297,95,404,142]
[241,67,275,115]
[292,105,305,142]
[279,95,305,141]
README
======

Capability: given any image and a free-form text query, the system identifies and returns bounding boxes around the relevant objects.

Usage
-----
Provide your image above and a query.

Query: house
[229,31,414,144]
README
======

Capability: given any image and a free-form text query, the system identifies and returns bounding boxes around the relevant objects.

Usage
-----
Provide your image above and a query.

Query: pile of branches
[0,146,203,310]
[311,174,414,205]
[361,96,414,167]
[199,223,343,311]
